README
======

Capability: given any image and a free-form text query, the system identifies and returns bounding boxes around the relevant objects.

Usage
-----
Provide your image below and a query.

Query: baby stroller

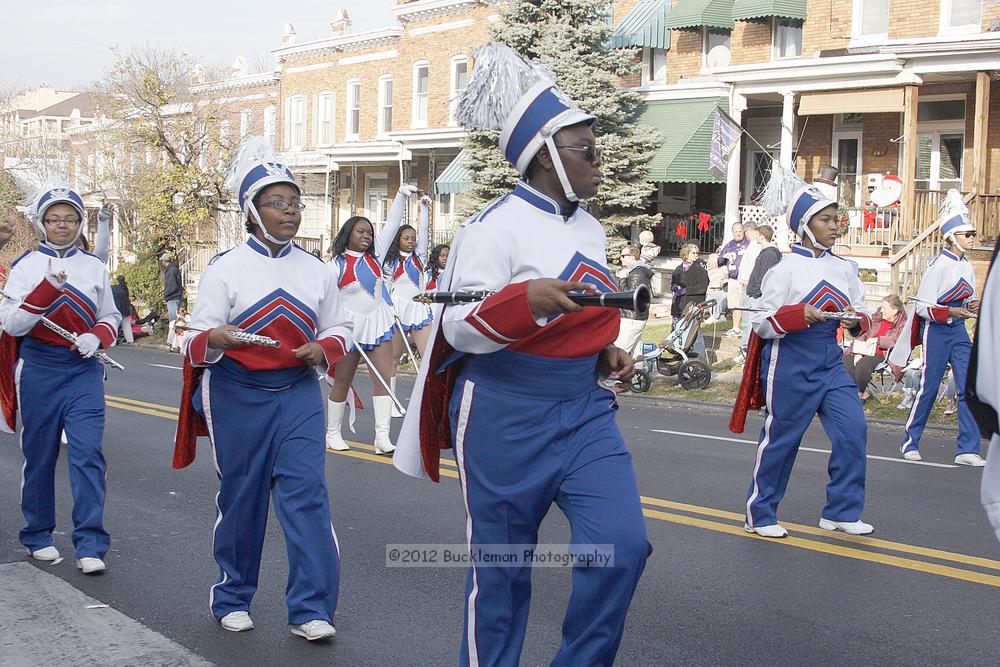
[628,300,715,393]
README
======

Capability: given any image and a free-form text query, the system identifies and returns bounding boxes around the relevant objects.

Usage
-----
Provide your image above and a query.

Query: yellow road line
[640,496,1000,572]
[105,395,1000,585]
[641,508,1000,588]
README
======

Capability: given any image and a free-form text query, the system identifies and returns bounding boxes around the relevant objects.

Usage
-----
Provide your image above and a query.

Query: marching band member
[394,44,649,667]
[894,191,983,465]
[383,193,433,411]
[0,181,120,574]
[425,243,449,290]
[324,185,417,453]
[732,177,874,538]
[968,242,998,539]
[173,138,351,641]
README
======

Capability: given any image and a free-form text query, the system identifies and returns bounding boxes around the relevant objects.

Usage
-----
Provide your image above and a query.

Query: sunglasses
[955,231,977,238]
[554,144,602,163]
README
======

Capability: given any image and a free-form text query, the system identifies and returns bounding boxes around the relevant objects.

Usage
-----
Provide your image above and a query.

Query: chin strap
[543,134,579,204]
[248,204,291,247]
[801,225,829,252]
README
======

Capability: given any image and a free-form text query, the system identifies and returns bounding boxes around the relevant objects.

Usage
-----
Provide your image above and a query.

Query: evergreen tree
[461,0,660,252]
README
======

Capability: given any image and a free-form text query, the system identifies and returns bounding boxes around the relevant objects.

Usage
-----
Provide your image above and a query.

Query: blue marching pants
[194,358,340,626]
[450,350,650,667]
[17,338,109,558]
[900,320,980,456]
[746,322,868,528]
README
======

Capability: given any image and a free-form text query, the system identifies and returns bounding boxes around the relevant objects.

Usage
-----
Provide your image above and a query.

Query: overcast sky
[5,1,391,91]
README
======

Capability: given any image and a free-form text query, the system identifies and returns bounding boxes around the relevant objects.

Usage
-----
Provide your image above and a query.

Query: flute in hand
[175,326,282,349]
[0,288,125,371]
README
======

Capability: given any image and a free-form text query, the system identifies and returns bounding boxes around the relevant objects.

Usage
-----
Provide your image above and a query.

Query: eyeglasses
[260,200,306,212]
[554,144,602,163]
[955,231,977,238]
[43,216,81,226]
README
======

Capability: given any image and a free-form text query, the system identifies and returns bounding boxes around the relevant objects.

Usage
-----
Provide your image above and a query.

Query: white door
[365,175,389,235]
[831,131,863,208]
[744,150,776,204]
[915,131,964,191]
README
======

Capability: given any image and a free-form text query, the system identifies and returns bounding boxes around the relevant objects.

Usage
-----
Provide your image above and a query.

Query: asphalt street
[0,345,997,666]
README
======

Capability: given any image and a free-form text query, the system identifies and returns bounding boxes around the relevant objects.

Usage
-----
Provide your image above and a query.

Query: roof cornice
[391,0,483,23]
[272,27,404,62]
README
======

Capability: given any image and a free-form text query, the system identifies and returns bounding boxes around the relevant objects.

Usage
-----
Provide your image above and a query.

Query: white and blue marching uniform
[899,248,979,456]
[384,201,432,331]
[178,236,353,626]
[1,239,120,561]
[744,244,873,529]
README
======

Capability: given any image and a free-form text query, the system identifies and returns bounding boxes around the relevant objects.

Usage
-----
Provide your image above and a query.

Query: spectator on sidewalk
[717,223,750,336]
[110,276,134,344]
[843,295,906,400]
[639,229,660,263]
[614,245,653,356]
[738,225,781,357]
[671,243,709,359]
[705,253,728,323]
[160,253,183,350]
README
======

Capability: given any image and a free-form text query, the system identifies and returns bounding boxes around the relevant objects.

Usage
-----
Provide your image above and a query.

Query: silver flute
[0,289,125,371]
[175,326,281,349]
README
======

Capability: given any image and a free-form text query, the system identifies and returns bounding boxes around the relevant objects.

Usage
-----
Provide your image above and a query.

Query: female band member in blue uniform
[394,44,649,667]
[0,182,120,574]
[733,179,874,538]
[895,190,983,465]
[174,138,352,641]
[324,185,418,453]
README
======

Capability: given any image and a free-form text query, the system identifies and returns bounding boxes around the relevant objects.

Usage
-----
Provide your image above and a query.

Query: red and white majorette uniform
[383,198,432,332]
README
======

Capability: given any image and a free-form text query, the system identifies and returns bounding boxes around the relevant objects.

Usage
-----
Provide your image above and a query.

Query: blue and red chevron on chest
[337,253,381,295]
[232,289,317,340]
[938,277,974,306]
[556,251,617,293]
[801,280,850,312]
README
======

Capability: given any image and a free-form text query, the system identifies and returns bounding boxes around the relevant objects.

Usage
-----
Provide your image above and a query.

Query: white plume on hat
[453,43,556,132]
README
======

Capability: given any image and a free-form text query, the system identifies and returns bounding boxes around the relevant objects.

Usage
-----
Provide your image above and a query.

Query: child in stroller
[626,299,715,393]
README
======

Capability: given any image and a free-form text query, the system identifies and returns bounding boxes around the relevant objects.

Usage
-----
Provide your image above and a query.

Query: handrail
[889,191,977,265]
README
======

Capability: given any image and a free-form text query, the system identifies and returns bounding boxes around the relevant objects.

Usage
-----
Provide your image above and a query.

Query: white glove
[74,332,101,359]
[419,195,432,207]
[97,204,113,224]
[44,259,67,290]
[398,184,419,197]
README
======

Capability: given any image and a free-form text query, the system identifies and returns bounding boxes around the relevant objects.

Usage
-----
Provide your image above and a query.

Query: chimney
[230,56,248,80]
[281,22,297,45]
[331,9,352,35]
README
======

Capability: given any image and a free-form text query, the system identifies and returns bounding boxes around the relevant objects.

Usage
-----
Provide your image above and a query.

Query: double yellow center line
[105,394,1000,588]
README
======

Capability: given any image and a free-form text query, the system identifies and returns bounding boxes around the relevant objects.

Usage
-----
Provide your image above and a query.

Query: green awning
[638,97,729,183]
[732,0,806,21]
[434,151,471,195]
[663,0,735,30]
[608,0,672,50]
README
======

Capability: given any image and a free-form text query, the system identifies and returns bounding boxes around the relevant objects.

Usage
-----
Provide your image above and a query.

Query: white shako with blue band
[28,179,88,251]
[224,137,300,247]
[786,184,837,250]
[938,189,976,241]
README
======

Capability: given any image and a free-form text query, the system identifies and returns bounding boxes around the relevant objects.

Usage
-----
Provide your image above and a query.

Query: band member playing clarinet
[0,181,120,574]
[173,137,352,641]
[394,44,650,667]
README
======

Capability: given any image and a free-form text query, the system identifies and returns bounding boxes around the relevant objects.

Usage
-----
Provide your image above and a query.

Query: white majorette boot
[373,396,396,455]
[390,377,403,418]
[325,399,350,452]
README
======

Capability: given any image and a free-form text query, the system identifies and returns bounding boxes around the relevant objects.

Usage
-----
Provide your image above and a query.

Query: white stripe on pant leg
[453,380,480,667]
[201,371,229,614]
[746,339,780,528]
[900,325,930,453]
[15,359,27,510]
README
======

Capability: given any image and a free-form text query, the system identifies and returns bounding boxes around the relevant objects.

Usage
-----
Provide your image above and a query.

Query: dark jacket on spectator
[111,282,132,321]
[746,246,783,299]
[619,261,653,321]
[163,261,183,302]
[671,260,709,317]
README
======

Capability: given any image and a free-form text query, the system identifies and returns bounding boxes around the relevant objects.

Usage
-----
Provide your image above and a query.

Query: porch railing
[834,206,900,255]
[179,245,218,292]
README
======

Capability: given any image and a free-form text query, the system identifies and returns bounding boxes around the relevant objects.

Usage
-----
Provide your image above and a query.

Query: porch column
[972,71,991,194]
[724,91,747,238]
[900,85,919,240]
[780,91,795,170]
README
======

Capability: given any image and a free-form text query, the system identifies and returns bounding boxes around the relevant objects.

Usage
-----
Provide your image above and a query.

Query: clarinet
[175,326,282,349]
[0,289,125,371]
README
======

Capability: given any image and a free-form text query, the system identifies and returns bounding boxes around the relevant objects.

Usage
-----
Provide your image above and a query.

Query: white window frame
[263,105,277,148]
[771,17,803,60]
[315,91,335,147]
[412,61,430,128]
[702,28,732,69]
[939,0,982,35]
[851,0,890,43]
[365,172,390,234]
[239,109,251,139]
[219,119,231,148]
[640,47,668,85]
[346,79,361,141]
[449,56,469,125]
[914,94,967,190]
[287,95,307,150]
[830,129,864,208]
[378,75,394,137]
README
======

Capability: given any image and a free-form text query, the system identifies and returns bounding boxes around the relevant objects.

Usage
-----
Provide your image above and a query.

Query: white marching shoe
[902,449,922,461]
[818,518,874,535]
[373,396,396,455]
[955,453,986,467]
[31,546,61,561]
[744,523,787,538]
[77,557,106,574]
[390,377,403,418]
[291,619,337,641]
[325,399,350,452]
[219,611,254,632]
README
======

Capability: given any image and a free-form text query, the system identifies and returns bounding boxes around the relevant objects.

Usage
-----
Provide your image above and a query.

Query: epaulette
[207,249,232,266]
[10,249,32,269]
[464,195,509,228]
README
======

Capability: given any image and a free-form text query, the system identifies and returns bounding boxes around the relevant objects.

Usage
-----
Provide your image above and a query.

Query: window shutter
[283,97,291,150]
